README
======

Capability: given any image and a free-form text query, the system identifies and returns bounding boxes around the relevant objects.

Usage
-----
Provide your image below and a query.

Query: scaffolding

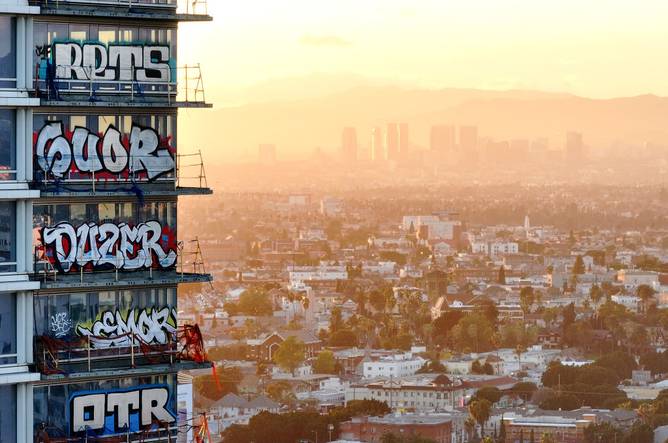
[176,151,208,190]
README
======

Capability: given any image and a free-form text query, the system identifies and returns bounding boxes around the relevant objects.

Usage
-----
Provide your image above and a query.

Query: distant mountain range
[180,75,668,163]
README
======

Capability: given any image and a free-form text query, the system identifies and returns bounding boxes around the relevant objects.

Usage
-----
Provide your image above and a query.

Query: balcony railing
[36,422,178,443]
[33,237,208,283]
[31,0,209,13]
[35,323,210,374]
[33,151,210,194]
[35,64,207,106]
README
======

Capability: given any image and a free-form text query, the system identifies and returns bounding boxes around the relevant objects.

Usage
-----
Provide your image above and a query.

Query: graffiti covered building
[0,0,212,440]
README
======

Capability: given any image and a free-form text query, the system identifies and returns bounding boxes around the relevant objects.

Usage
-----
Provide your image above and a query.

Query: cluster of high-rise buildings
[0,0,212,441]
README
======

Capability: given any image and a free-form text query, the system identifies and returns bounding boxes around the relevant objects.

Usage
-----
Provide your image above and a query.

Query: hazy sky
[179,0,668,103]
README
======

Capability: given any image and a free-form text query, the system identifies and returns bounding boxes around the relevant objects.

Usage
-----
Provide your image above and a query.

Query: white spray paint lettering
[70,385,175,434]
[35,122,174,180]
[54,43,170,82]
[41,220,176,273]
[76,307,177,349]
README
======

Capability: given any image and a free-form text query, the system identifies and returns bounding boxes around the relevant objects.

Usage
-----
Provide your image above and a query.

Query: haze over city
[1,1,668,443]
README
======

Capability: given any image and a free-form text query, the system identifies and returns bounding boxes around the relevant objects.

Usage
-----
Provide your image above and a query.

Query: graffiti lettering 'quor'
[76,307,177,349]
[54,43,171,83]
[35,122,175,180]
[41,220,177,273]
[70,385,175,435]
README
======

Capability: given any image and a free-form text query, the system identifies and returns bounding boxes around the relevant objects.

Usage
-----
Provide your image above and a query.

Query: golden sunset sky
[179,0,668,105]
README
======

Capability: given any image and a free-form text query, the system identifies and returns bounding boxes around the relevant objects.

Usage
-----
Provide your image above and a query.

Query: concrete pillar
[16,108,26,182]
[15,291,25,364]
[25,291,33,364]
[16,200,26,273]
[25,109,33,182]
[16,17,26,90]
[26,17,33,89]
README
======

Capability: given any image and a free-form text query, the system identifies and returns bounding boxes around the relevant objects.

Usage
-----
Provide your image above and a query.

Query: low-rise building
[340,414,453,443]
[363,353,426,378]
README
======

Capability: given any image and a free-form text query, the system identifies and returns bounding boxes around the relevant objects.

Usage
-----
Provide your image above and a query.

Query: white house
[363,353,426,379]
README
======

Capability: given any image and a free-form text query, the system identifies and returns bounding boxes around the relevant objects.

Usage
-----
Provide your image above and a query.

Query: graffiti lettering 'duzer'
[41,220,177,273]
[76,307,177,349]
[35,121,175,180]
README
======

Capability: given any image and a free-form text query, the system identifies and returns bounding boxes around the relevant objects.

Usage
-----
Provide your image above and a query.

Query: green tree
[469,399,492,437]
[519,287,535,314]
[540,433,556,443]
[473,387,502,404]
[274,336,305,375]
[330,307,344,333]
[498,265,506,285]
[589,284,603,305]
[193,365,242,403]
[450,313,495,353]
[417,359,447,374]
[573,255,585,275]
[313,350,337,374]
[235,287,274,316]
[329,329,358,347]
[510,382,537,403]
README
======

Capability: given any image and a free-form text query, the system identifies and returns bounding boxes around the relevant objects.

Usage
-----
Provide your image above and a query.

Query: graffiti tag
[76,307,177,349]
[41,220,177,273]
[35,121,175,180]
[54,43,171,82]
[50,312,73,338]
[70,385,175,435]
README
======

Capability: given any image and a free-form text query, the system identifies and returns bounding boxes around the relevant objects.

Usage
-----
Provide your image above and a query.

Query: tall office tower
[341,126,358,163]
[566,131,584,161]
[371,126,384,162]
[259,144,277,165]
[430,125,456,152]
[459,125,478,152]
[399,122,409,158]
[386,123,400,161]
[0,0,213,441]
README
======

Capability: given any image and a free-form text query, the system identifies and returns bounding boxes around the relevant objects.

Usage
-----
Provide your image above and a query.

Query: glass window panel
[69,115,86,131]
[0,385,16,442]
[98,27,116,45]
[0,110,16,178]
[0,295,16,362]
[0,17,16,87]
[0,203,16,271]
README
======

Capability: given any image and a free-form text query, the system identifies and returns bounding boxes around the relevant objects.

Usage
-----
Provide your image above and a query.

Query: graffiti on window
[34,121,175,181]
[39,220,177,273]
[69,385,175,435]
[75,307,177,349]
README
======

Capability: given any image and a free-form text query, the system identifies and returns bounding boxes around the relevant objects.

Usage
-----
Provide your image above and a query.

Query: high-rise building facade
[371,126,384,162]
[459,125,478,152]
[341,126,357,162]
[0,0,212,441]
[430,125,455,153]
[386,123,399,161]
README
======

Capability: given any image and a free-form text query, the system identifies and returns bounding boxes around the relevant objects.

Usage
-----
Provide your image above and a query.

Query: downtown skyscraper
[0,0,212,441]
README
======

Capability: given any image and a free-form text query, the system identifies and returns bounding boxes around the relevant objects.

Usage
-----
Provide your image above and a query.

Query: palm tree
[469,399,492,437]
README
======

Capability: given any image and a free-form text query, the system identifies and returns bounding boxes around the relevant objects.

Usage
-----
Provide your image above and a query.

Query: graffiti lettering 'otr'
[35,122,175,180]
[54,43,171,82]
[70,385,175,435]
[76,307,177,349]
[41,221,177,273]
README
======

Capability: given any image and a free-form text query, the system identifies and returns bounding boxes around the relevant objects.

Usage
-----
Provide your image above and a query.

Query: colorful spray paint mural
[34,121,175,181]
[34,377,177,439]
[33,202,177,273]
[76,307,178,349]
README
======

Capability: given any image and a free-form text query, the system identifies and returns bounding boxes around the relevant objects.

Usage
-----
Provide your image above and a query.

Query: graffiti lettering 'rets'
[76,307,177,349]
[40,220,177,273]
[34,121,175,181]
[53,43,171,83]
